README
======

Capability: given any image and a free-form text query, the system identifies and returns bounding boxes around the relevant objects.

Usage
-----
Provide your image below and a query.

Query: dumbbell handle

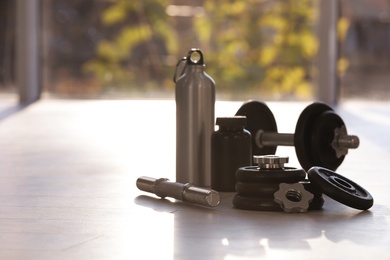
[256,131,294,147]
[136,176,220,207]
[257,131,359,149]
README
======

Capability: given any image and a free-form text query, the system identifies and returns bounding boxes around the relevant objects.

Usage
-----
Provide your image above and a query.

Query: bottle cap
[216,116,247,127]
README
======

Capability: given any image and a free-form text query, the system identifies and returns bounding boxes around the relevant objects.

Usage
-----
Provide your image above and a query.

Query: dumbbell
[235,101,359,171]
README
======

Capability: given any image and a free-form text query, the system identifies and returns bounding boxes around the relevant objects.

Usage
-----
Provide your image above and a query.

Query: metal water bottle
[174,48,216,187]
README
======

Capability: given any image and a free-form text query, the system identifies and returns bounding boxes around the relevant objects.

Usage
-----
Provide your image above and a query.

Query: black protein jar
[211,116,252,191]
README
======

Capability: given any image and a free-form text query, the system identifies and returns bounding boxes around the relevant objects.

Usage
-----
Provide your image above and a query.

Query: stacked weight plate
[232,156,325,211]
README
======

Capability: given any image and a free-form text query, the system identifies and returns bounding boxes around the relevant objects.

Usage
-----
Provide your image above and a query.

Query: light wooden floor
[0,99,389,259]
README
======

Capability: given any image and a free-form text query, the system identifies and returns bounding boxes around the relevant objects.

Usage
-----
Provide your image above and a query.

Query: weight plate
[232,194,282,211]
[300,180,323,197]
[233,194,324,211]
[294,102,333,171]
[300,180,325,210]
[235,101,278,157]
[235,182,280,196]
[308,166,374,210]
[310,111,345,170]
[235,166,307,183]
[308,195,325,210]
[235,180,324,197]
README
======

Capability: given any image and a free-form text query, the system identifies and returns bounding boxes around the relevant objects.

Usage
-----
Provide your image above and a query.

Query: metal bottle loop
[173,57,187,83]
[173,49,205,83]
[187,48,204,65]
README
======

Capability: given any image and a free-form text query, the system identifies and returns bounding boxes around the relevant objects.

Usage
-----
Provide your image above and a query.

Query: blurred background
[0,0,389,101]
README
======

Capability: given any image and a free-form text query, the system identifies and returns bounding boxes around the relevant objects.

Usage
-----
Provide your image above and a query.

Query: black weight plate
[310,111,345,170]
[235,182,325,211]
[233,194,324,211]
[235,166,307,183]
[233,194,282,211]
[308,166,374,210]
[308,195,325,210]
[300,180,323,197]
[300,180,325,210]
[235,180,323,197]
[235,101,278,157]
[294,102,334,171]
[235,182,280,196]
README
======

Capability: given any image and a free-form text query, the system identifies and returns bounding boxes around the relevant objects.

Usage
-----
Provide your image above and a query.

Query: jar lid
[216,116,247,127]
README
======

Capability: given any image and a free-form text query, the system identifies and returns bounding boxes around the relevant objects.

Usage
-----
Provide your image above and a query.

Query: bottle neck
[186,64,204,72]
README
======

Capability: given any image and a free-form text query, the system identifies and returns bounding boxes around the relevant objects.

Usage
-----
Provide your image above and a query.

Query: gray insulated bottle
[175,48,216,187]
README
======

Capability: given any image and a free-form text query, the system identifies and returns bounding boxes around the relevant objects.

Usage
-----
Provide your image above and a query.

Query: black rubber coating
[235,182,280,196]
[294,102,334,171]
[235,100,278,157]
[308,166,374,210]
[233,194,282,211]
[235,180,323,198]
[233,194,325,211]
[307,195,325,210]
[300,180,325,210]
[300,180,323,197]
[310,111,345,170]
[235,166,307,183]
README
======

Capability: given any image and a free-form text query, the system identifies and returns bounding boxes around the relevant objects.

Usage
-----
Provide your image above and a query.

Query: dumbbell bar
[136,176,221,207]
[258,130,359,150]
[236,101,359,171]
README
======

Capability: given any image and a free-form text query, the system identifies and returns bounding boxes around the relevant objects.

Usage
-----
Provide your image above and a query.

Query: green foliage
[194,0,317,98]
[83,0,176,91]
[84,0,318,99]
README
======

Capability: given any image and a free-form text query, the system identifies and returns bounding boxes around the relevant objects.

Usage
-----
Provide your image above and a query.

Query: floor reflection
[134,193,388,259]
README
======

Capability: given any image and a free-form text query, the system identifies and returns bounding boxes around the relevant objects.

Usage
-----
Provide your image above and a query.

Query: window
[339,0,390,100]
[41,0,319,101]
[0,1,15,96]
[4,0,388,102]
